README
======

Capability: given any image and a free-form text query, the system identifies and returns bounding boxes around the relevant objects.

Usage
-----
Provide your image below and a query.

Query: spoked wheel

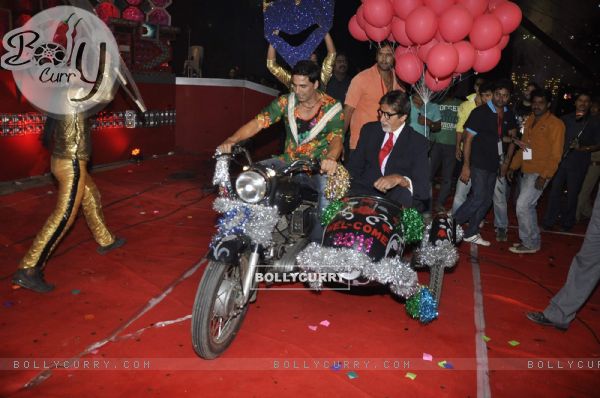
[191,259,250,359]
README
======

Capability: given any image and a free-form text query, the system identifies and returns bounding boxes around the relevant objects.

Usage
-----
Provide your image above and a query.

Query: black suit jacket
[347,121,430,208]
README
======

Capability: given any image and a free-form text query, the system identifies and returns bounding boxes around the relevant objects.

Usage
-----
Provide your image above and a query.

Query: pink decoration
[453,40,475,73]
[148,8,171,26]
[395,52,423,85]
[127,0,143,5]
[356,5,368,29]
[473,46,501,73]
[349,15,369,42]
[498,34,510,50]
[405,6,438,44]
[365,22,392,43]
[438,5,473,43]
[425,70,452,91]
[424,0,455,16]
[363,0,394,28]
[391,17,413,47]
[392,0,423,20]
[426,42,458,78]
[122,6,145,23]
[456,0,487,17]
[469,14,503,50]
[417,38,438,62]
[493,1,522,34]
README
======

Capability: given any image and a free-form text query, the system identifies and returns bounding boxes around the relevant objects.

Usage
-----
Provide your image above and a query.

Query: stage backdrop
[0,73,280,182]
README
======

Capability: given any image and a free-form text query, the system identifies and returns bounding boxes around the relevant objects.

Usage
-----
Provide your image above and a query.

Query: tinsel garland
[324,164,350,201]
[320,200,344,226]
[211,198,279,247]
[405,286,438,323]
[400,208,424,244]
[212,155,233,197]
[414,222,463,269]
[296,243,419,298]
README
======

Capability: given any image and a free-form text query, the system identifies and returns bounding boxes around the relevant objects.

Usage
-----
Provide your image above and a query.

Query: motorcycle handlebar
[281,159,320,175]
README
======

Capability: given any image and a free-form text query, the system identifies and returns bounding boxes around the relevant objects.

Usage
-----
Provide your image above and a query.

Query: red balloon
[357,6,367,29]
[349,15,369,42]
[405,6,438,44]
[498,34,509,49]
[473,46,501,73]
[453,40,475,73]
[391,17,414,46]
[392,0,423,19]
[456,0,487,17]
[435,30,445,42]
[469,14,503,50]
[493,1,522,34]
[395,52,423,84]
[439,5,473,42]
[488,0,507,11]
[425,70,452,91]
[426,43,458,78]
[417,38,439,61]
[424,0,456,16]
[365,22,392,42]
[363,0,394,28]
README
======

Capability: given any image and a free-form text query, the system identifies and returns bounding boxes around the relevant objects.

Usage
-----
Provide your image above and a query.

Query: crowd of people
[217,36,600,331]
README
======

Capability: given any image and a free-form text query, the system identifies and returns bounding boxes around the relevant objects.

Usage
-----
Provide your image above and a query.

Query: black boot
[97,237,126,255]
[12,268,55,293]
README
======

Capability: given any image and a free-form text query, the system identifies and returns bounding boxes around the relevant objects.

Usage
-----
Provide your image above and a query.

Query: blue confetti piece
[444,362,454,369]
[264,0,334,67]
[3,300,14,308]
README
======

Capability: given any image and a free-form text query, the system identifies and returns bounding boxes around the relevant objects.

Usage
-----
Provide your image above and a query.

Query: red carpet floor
[1,155,598,397]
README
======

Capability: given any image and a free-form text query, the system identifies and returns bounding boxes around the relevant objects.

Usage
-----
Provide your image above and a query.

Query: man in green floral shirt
[218,60,344,241]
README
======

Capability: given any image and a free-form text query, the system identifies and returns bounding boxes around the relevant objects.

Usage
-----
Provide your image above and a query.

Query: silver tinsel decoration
[212,155,232,196]
[296,243,419,298]
[213,197,279,247]
[414,222,463,270]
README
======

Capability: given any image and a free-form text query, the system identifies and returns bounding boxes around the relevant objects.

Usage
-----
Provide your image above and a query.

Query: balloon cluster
[348,0,522,91]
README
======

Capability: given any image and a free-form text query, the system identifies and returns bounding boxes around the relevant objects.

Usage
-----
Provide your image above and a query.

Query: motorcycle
[191,145,323,359]
[192,145,462,359]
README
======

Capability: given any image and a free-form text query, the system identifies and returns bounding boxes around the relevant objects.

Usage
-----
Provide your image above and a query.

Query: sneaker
[463,234,490,246]
[509,244,538,254]
[526,312,568,331]
[12,268,55,293]
[97,237,126,255]
[495,228,507,242]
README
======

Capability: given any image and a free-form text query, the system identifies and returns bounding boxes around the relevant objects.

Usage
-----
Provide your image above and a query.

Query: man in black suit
[347,90,430,210]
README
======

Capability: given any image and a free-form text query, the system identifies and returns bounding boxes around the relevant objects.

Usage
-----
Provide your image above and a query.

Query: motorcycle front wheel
[191,259,249,359]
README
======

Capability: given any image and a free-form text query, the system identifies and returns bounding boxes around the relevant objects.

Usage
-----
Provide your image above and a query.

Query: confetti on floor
[405,372,417,380]
[347,371,358,379]
[508,340,520,347]
[422,353,433,361]
[71,289,81,295]
[438,361,447,368]
[319,320,330,327]
[308,325,318,331]
[483,335,491,342]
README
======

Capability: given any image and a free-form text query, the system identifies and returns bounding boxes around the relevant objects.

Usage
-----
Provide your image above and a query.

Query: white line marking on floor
[471,244,491,398]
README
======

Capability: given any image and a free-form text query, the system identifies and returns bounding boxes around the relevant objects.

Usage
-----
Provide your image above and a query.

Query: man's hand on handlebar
[320,158,338,176]
[217,138,237,154]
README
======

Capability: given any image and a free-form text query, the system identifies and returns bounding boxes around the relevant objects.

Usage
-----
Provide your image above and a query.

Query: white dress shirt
[379,123,413,194]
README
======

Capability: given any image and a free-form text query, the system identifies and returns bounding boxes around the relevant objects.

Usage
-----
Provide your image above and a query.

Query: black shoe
[97,237,126,255]
[526,312,568,331]
[12,268,55,293]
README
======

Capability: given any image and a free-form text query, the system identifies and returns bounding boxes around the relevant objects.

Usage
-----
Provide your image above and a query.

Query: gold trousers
[20,157,115,269]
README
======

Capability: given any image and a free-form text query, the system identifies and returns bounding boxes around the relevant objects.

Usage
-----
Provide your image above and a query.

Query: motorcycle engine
[290,204,315,237]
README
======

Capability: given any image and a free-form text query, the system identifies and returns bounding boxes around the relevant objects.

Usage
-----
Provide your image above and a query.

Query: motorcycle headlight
[235,171,267,203]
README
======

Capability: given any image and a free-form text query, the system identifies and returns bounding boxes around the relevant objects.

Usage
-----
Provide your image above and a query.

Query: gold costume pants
[20,157,115,269]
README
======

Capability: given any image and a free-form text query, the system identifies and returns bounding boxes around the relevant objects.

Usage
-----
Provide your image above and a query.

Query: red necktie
[378,132,395,170]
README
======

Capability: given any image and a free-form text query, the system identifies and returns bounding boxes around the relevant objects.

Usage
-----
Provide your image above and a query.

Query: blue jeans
[516,173,547,250]
[454,167,497,238]
[259,158,328,242]
[493,176,509,230]
[452,176,509,230]
[451,179,471,214]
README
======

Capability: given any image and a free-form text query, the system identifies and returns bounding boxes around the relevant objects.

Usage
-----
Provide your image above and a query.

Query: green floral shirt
[256,92,344,163]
